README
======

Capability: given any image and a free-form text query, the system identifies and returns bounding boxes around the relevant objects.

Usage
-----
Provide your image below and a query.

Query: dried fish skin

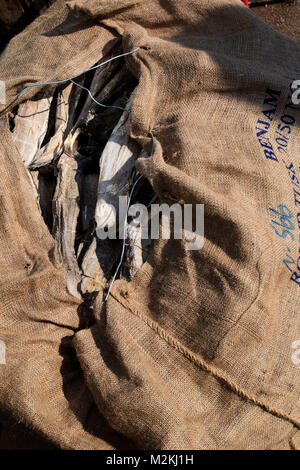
[13,96,52,168]
[52,152,81,281]
[31,85,72,168]
[95,96,139,234]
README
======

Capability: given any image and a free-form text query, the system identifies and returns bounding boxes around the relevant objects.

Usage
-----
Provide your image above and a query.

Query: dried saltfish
[31,84,72,168]
[74,67,130,135]
[13,95,52,167]
[37,169,57,232]
[13,85,72,170]
[122,196,155,280]
[124,221,144,279]
[80,238,103,294]
[93,96,139,276]
[95,94,139,232]
[123,222,153,280]
[80,173,99,233]
[72,54,120,132]
[27,170,41,211]
[79,94,139,287]
[69,67,132,166]
[94,67,129,111]
[52,152,81,281]
[63,76,86,140]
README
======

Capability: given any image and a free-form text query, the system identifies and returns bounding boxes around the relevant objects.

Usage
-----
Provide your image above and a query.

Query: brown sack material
[0,0,300,450]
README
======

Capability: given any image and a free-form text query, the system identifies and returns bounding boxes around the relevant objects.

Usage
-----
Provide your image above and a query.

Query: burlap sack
[0,0,299,450]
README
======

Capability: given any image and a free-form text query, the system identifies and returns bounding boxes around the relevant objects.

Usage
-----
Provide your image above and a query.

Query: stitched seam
[111,289,300,430]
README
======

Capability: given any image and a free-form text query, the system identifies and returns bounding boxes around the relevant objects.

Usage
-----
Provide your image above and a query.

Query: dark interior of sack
[9,45,156,299]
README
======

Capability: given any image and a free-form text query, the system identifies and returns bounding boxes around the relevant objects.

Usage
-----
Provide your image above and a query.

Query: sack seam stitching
[111,289,300,430]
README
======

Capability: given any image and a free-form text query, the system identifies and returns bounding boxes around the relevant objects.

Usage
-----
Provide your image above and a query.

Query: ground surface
[253,0,299,41]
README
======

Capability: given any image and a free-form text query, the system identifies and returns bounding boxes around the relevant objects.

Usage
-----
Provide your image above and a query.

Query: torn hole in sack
[9,46,156,303]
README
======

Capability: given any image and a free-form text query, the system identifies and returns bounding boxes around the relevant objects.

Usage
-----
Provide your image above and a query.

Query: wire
[17,47,140,98]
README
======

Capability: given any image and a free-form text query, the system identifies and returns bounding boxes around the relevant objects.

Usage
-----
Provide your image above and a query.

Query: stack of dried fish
[10,46,155,300]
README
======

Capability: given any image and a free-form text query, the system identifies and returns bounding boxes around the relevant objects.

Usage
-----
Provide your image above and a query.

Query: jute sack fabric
[0,0,299,449]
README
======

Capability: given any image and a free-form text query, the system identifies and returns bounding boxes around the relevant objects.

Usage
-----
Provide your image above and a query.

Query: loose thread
[105,132,155,302]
